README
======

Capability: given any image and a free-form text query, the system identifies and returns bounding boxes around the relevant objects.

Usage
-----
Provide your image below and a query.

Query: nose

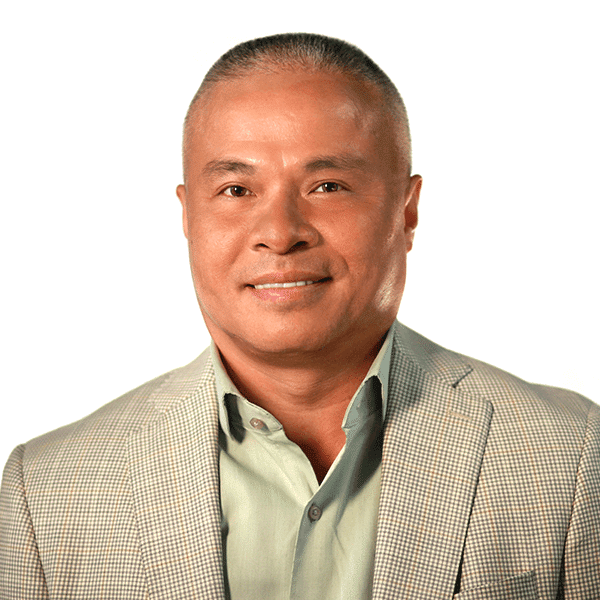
[248,191,319,254]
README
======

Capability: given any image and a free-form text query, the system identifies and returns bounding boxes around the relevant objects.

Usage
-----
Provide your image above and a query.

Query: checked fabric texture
[1,321,599,599]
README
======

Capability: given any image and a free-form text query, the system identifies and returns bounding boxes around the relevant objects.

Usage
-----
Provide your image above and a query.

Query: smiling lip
[254,280,315,289]
[247,272,330,288]
[246,273,331,305]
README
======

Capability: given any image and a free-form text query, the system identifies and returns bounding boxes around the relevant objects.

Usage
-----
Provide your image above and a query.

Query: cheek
[374,253,406,311]
[188,207,245,261]
[376,213,410,310]
[187,218,245,299]
[346,210,407,310]
[336,205,403,266]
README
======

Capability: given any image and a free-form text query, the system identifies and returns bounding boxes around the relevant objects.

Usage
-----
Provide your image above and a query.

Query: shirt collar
[342,323,393,431]
[211,343,241,439]
[211,322,395,439]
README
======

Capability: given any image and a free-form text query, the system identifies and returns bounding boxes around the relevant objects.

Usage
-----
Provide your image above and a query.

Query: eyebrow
[303,153,368,173]
[202,159,256,177]
[200,153,367,178]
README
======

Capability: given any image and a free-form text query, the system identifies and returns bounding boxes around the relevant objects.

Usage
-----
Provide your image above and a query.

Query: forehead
[189,69,389,139]
[183,70,403,176]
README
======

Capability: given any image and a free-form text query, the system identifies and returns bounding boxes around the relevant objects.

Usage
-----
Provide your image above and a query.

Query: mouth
[246,275,331,303]
[247,272,331,289]
[252,280,317,290]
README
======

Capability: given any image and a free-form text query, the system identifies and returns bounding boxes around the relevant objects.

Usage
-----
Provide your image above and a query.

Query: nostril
[289,240,309,252]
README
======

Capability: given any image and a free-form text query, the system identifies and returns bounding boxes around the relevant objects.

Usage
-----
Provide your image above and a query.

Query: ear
[176,184,189,239]
[404,174,422,252]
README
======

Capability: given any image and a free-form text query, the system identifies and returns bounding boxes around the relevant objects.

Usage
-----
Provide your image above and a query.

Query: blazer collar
[127,350,226,600]
[372,323,493,599]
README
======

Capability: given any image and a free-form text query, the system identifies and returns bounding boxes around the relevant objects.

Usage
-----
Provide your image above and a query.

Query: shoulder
[391,322,598,522]
[14,349,213,480]
[392,321,596,434]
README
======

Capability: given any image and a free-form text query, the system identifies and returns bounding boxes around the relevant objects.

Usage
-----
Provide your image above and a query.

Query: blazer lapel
[373,326,493,600]
[127,352,226,600]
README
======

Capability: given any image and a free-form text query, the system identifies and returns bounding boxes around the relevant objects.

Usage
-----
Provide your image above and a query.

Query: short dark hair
[183,33,412,174]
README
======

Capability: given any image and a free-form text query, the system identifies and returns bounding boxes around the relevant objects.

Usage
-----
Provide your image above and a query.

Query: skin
[177,69,421,480]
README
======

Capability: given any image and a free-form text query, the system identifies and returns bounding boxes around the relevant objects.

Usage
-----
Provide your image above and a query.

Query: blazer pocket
[453,570,538,600]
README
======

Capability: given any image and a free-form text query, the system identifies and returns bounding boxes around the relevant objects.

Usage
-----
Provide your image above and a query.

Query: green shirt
[212,325,393,600]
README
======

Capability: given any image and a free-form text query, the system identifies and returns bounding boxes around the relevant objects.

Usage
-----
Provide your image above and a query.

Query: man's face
[177,70,421,360]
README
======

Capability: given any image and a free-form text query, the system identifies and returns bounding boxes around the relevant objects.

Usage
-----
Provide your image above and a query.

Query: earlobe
[176,184,189,239]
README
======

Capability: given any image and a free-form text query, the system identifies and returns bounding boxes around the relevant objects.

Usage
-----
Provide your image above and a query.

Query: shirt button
[249,418,265,430]
[308,504,322,522]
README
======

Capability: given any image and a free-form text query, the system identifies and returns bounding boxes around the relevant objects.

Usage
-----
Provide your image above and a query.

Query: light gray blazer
[1,322,598,599]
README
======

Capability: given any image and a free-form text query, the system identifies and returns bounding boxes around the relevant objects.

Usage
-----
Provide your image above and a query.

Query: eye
[222,185,250,197]
[313,182,343,193]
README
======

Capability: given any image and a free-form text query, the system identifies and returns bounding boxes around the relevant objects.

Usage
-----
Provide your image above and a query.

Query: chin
[238,326,331,357]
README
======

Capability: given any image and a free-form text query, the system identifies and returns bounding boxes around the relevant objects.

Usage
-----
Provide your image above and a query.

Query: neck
[215,328,387,410]
[211,325,390,481]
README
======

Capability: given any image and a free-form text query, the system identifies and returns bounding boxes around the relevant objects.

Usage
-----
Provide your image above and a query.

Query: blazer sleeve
[0,445,50,599]
[562,401,600,598]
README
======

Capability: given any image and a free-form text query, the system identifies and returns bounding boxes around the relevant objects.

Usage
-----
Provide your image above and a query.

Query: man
[1,33,598,600]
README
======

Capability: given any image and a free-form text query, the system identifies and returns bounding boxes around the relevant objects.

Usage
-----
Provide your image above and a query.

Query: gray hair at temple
[182,33,413,177]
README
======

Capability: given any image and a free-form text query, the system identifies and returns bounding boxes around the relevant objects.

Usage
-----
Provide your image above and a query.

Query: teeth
[254,280,315,290]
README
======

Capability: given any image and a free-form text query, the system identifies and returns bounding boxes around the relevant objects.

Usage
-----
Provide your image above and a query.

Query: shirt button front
[249,418,265,430]
[308,504,322,522]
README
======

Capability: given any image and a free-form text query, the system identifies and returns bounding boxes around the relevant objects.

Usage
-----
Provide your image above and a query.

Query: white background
[2,0,598,464]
